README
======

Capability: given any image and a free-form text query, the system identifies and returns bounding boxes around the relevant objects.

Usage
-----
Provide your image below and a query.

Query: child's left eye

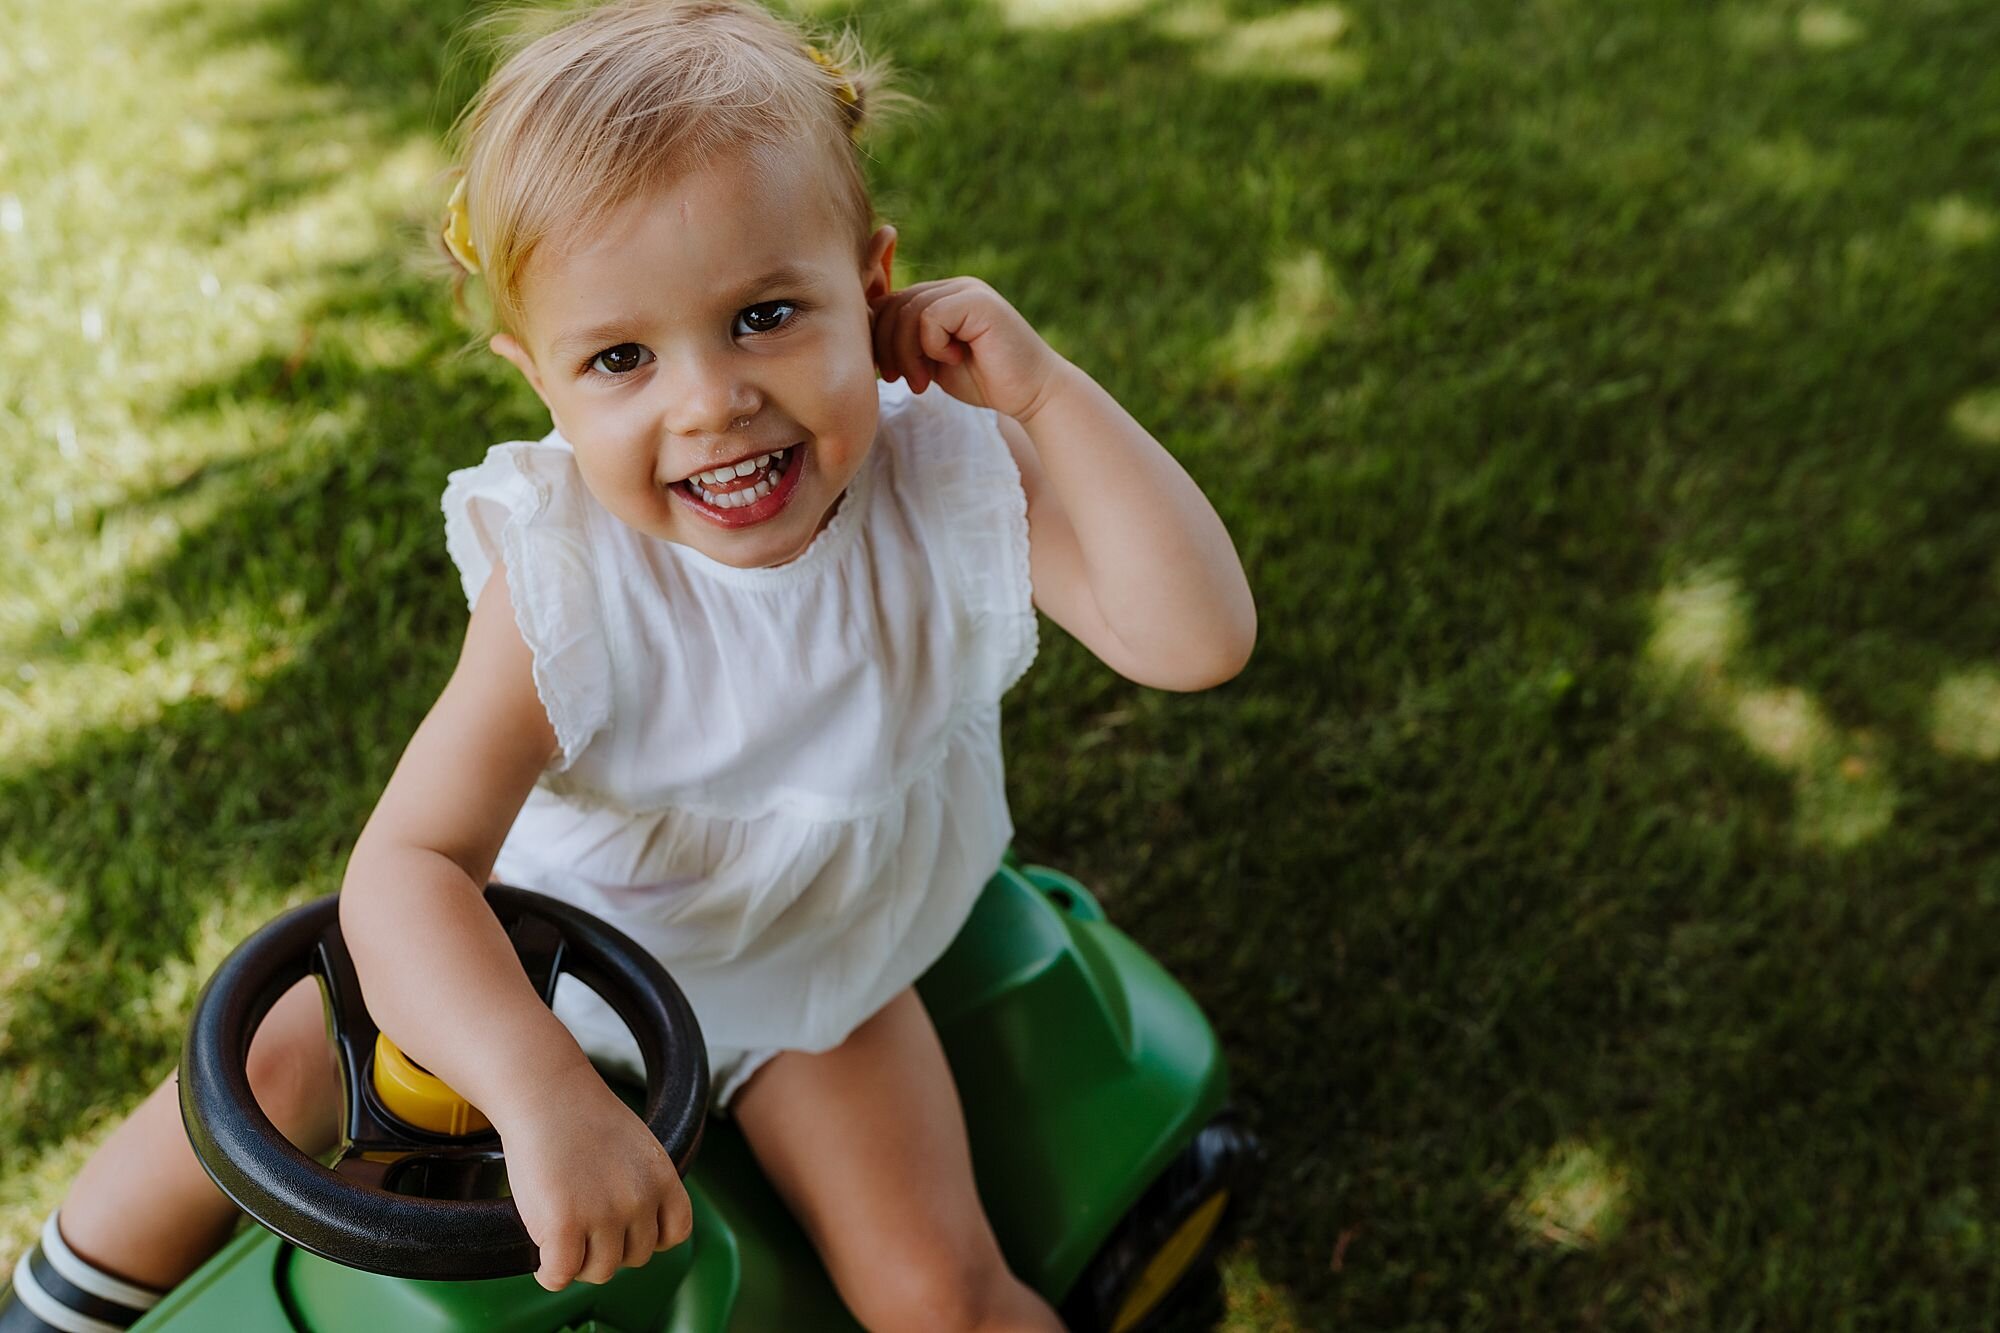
[734,301,798,336]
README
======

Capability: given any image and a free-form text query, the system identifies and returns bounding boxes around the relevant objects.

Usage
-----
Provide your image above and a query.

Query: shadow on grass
[6,0,2000,1325]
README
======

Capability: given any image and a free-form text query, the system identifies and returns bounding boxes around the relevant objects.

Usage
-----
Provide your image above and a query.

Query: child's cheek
[818,321,882,401]
[779,326,873,423]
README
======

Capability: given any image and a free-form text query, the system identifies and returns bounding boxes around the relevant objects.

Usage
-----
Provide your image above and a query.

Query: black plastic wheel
[1060,1112,1261,1333]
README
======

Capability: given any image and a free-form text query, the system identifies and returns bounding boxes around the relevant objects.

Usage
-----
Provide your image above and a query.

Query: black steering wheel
[178,884,708,1281]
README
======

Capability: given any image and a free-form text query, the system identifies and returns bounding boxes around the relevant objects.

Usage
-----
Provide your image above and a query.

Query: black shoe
[1,1213,163,1332]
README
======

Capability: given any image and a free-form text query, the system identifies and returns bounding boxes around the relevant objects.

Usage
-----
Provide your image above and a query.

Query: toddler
[0,2,1255,1330]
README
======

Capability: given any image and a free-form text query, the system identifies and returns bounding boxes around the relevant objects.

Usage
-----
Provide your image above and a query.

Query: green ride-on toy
[149,854,1255,1332]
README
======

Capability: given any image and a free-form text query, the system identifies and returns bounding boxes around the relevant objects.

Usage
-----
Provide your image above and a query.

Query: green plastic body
[136,860,1230,1332]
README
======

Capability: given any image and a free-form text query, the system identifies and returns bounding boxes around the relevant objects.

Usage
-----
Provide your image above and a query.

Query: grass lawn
[5,0,2000,1326]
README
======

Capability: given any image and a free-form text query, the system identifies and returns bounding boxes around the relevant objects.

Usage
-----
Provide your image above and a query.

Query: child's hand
[492,1071,692,1291]
[870,278,1067,424]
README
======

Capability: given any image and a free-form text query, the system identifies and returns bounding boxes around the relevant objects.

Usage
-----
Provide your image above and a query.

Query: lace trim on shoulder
[982,418,1038,697]
[441,443,610,772]
[909,391,1038,702]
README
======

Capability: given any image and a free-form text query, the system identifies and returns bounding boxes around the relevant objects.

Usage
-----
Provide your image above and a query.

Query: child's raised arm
[338,565,691,1290]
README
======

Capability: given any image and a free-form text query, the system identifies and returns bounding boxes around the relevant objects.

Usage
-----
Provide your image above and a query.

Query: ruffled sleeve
[441,441,613,772]
[888,384,1039,702]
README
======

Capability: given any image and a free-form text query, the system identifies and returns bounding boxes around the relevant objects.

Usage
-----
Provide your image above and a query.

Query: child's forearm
[1016,361,1256,682]
[338,842,596,1130]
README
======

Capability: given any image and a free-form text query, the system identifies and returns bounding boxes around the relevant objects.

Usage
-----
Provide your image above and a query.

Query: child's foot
[1,1212,165,1331]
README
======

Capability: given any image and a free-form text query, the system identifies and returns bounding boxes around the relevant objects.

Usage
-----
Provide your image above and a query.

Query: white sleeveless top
[440,380,1037,1055]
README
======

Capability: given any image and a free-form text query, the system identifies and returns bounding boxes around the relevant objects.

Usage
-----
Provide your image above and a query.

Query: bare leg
[54,977,343,1290]
[731,989,1064,1333]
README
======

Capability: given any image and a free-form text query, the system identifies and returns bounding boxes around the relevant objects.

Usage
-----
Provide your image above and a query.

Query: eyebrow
[547,263,824,360]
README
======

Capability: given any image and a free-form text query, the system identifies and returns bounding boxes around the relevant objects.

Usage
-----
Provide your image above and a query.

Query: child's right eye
[588,343,653,377]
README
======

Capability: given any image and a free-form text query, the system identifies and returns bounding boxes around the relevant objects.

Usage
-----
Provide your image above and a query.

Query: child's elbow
[1219,616,1258,684]
[1204,617,1259,688]
[1154,605,1257,692]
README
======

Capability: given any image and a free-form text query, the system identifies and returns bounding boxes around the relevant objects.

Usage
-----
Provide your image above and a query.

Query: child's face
[492,142,895,570]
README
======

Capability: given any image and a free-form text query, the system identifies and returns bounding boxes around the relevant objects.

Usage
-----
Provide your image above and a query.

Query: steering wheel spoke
[329,1144,401,1191]
[502,907,569,1008]
[309,920,398,1152]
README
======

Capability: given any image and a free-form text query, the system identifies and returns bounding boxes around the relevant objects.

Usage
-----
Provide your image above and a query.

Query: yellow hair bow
[805,44,863,141]
[441,176,481,276]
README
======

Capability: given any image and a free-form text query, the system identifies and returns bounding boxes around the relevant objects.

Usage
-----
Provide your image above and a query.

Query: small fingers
[533,1226,583,1292]
[918,296,967,365]
[620,1213,660,1270]
[895,297,932,393]
[874,282,965,390]
[657,1185,694,1252]
[900,316,928,394]
[872,290,910,384]
[575,1225,622,1285]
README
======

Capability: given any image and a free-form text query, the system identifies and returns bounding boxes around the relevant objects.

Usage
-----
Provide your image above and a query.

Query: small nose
[655,345,759,439]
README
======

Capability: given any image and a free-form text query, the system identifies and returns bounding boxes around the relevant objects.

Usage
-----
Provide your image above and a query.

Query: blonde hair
[444,0,895,333]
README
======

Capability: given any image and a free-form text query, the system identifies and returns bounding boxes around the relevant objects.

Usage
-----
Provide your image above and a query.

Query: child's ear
[490,333,552,410]
[861,224,897,305]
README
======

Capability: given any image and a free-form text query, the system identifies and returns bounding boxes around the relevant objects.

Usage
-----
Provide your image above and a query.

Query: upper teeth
[685,446,791,508]
[695,451,779,487]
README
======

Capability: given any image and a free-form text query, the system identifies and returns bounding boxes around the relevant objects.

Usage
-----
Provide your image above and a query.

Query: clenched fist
[869,277,1067,424]
[492,1069,693,1291]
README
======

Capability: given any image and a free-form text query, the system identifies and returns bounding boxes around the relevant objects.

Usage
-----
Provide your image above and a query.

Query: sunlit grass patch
[1731,685,1894,847]
[1794,744,1895,848]
[1218,1240,1308,1332]
[1738,134,1844,197]
[0,0,447,691]
[1216,250,1345,380]
[1648,573,1899,847]
[1159,3,1361,85]
[0,29,350,378]
[1645,568,1746,683]
[2,410,280,629]
[1721,0,1875,54]
[0,863,68,1011]
[1932,669,2000,761]
[221,137,444,287]
[80,130,444,397]
[1918,195,1999,251]
[1795,6,1864,49]
[1722,257,1800,327]
[1947,387,2000,448]
[992,0,1151,29]
[1508,1138,1634,1251]
[1732,685,1832,768]
[0,605,304,772]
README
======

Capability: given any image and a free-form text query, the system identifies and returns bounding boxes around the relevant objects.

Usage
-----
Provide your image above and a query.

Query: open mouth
[669,444,804,528]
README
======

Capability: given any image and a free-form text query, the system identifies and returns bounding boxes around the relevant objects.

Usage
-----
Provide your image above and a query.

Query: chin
[690,511,826,570]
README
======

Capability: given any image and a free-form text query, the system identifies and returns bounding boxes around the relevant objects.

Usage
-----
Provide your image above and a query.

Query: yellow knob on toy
[371,1032,492,1136]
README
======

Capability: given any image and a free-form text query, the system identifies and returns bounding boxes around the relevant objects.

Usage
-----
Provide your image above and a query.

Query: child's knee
[243,981,341,1151]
